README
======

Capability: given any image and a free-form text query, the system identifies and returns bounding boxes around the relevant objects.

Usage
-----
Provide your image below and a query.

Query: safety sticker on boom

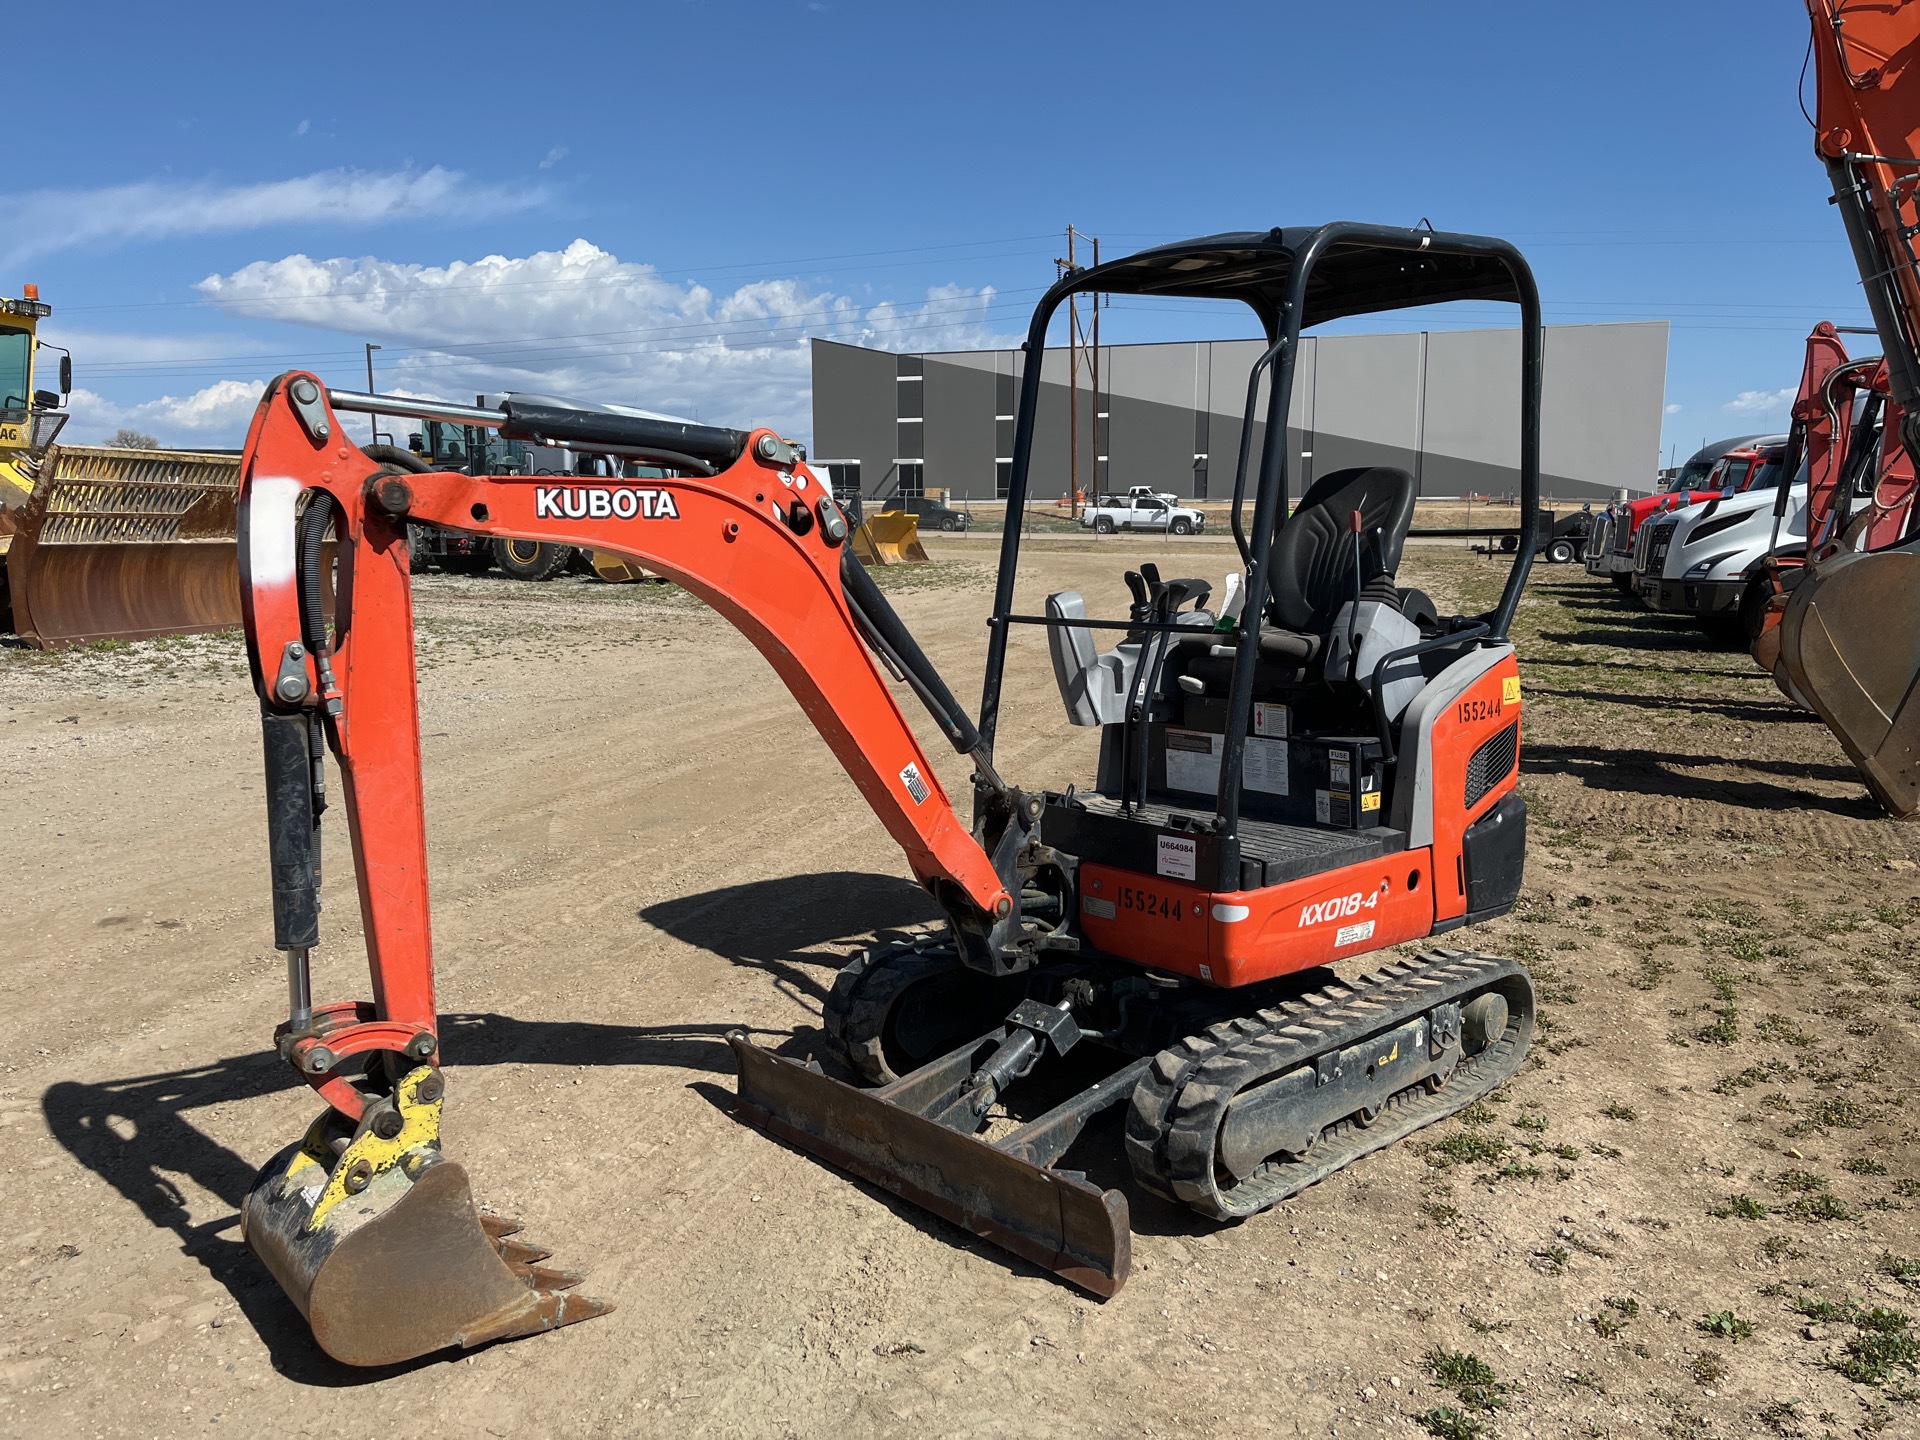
[533,487,681,521]
[900,762,930,805]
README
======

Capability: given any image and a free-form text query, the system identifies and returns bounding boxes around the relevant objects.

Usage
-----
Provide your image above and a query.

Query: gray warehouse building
[810,321,1667,505]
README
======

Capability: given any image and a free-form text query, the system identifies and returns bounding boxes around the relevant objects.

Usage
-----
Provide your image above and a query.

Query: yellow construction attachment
[2,444,243,648]
[588,549,658,583]
[849,508,930,566]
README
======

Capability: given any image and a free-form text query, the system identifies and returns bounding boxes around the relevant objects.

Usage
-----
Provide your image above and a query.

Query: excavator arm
[233,373,1027,1364]
[1770,5,1920,815]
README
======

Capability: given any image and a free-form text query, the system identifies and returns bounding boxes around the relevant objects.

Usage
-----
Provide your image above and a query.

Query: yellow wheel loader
[1,288,248,648]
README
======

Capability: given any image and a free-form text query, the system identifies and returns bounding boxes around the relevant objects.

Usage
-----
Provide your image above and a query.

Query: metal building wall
[811,320,1667,505]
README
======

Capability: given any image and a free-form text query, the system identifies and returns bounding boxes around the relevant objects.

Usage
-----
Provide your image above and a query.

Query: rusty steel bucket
[243,1066,611,1367]
[3,444,244,648]
[1778,544,1920,818]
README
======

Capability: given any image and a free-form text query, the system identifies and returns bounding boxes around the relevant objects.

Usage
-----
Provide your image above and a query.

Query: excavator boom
[232,374,1024,1364]
[1779,2,1920,816]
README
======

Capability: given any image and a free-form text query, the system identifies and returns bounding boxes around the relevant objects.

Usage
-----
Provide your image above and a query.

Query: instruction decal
[899,762,930,805]
[534,486,681,521]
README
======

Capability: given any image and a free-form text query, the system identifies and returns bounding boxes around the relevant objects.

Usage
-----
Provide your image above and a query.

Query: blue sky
[6,1,1861,467]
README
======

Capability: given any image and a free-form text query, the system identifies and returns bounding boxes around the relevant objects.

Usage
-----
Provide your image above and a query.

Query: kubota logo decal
[534,486,681,521]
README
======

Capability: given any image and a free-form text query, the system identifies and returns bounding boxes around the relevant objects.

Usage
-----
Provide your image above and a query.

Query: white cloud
[0,167,545,265]
[1664,402,1681,414]
[294,119,310,137]
[539,146,568,169]
[62,380,265,446]
[1725,386,1795,414]
[192,238,1011,439]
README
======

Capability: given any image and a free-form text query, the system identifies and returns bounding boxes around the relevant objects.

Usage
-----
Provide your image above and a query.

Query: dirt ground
[1,542,1916,1439]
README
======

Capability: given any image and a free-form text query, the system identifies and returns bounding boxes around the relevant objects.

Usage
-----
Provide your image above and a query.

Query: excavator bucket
[587,549,657,583]
[242,1067,610,1367]
[3,444,243,648]
[1777,546,1920,817]
[728,1031,1133,1296]
[849,509,931,566]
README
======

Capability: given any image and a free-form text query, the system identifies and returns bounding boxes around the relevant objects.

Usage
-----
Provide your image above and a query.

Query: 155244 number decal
[1120,885,1187,921]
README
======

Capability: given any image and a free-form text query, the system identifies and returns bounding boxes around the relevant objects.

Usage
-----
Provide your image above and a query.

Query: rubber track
[1125,949,1534,1220]
[822,936,959,1085]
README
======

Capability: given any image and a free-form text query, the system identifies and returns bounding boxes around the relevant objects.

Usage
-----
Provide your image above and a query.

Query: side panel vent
[1464,720,1520,810]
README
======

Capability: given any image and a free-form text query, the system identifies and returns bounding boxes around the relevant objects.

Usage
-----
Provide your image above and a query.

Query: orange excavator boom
[234,375,1031,1364]
[1777,2,1920,815]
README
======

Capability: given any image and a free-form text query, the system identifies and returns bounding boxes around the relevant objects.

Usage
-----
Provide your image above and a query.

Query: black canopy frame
[975,221,1543,845]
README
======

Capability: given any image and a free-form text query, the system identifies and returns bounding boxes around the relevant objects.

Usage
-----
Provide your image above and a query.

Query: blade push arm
[236,373,1017,1119]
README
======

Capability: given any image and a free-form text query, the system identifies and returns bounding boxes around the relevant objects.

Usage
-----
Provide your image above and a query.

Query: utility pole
[1054,225,1101,522]
[364,342,382,446]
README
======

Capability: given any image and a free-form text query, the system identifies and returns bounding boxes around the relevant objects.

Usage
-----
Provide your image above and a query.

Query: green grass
[1880,1253,1920,1289]
[1710,1194,1770,1221]
[1836,1327,1919,1386]
[1418,1406,1492,1440]
[1600,1102,1638,1121]
[1773,1169,1828,1193]
[1429,1132,1509,1167]
[1846,1157,1890,1176]
[1424,1349,1509,1411]
[1696,1310,1754,1343]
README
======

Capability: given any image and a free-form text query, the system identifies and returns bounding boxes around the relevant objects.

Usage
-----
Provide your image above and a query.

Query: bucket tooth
[491,1236,554,1266]
[479,1214,524,1240]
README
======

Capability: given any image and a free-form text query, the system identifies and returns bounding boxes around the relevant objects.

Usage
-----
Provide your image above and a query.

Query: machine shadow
[1521,743,1878,815]
[38,1012,776,1387]
[638,870,943,1011]
[1525,685,1811,726]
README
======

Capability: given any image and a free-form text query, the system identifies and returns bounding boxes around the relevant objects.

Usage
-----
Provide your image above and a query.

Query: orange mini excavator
[232,224,1539,1366]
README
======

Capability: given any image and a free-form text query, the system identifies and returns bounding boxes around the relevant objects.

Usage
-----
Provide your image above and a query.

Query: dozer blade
[849,510,931,567]
[242,1067,610,1367]
[728,1031,1132,1297]
[4,444,245,648]
[1778,544,1920,817]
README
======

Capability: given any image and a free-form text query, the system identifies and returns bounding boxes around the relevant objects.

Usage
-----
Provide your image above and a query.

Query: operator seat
[1266,465,1417,632]
[1168,465,1419,697]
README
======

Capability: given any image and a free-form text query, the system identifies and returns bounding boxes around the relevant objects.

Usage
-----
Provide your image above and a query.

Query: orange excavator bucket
[1776,545,1920,817]
[849,508,930,566]
[3,444,244,648]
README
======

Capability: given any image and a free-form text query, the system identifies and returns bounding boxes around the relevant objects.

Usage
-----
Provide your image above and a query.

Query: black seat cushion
[1267,466,1417,633]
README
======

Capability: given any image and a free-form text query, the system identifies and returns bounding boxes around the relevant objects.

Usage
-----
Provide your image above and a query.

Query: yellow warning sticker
[1501,675,1522,705]
[1362,791,1381,812]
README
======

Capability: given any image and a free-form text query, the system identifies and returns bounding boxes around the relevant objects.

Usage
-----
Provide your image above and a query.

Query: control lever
[1348,509,1365,681]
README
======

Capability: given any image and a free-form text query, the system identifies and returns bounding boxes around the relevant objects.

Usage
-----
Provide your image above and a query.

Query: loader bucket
[728,1031,1133,1296]
[588,549,656,583]
[849,509,931,566]
[243,1067,610,1367]
[1778,546,1920,818]
[3,445,244,648]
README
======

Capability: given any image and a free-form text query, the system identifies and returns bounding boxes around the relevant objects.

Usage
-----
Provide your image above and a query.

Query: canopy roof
[1062,226,1526,331]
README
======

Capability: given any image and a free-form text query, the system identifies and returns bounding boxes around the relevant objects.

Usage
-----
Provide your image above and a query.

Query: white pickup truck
[1080,492,1207,535]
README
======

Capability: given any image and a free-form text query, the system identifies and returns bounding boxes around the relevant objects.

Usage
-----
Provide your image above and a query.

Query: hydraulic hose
[840,548,982,756]
[296,491,336,661]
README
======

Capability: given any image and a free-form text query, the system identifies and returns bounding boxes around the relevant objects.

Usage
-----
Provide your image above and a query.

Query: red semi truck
[1585,433,1781,593]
